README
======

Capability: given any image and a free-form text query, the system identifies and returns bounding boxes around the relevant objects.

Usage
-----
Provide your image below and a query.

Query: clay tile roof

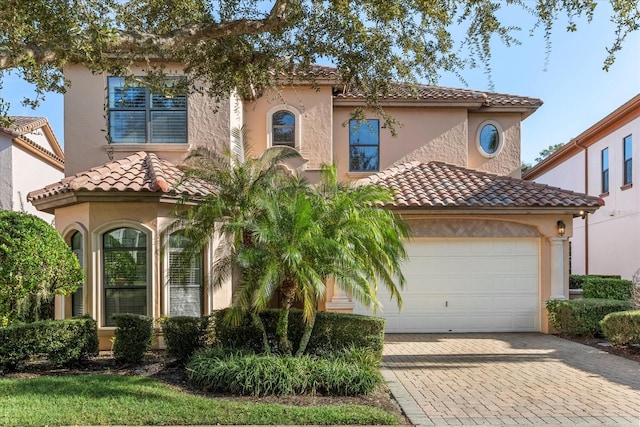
[27,151,214,202]
[359,162,603,210]
[335,84,542,108]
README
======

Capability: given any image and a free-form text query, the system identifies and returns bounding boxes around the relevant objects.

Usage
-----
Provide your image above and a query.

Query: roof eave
[386,205,601,217]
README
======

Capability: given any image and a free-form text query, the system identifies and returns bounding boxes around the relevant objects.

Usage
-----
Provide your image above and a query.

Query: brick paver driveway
[383,334,640,426]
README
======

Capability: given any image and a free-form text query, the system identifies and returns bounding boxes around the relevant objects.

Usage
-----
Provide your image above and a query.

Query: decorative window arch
[62,223,89,319]
[267,105,302,149]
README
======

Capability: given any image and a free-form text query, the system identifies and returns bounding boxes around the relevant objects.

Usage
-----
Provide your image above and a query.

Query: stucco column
[549,237,567,300]
[325,281,354,313]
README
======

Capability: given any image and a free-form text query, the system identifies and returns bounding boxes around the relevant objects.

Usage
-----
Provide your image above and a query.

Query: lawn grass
[0,374,400,426]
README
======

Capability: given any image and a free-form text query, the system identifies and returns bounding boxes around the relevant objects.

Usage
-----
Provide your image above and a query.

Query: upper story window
[476,120,504,158]
[623,135,632,186]
[349,119,379,172]
[601,148,609,194]
[267,105,301,149]
[272,111,296,148]
[108,77,187,144]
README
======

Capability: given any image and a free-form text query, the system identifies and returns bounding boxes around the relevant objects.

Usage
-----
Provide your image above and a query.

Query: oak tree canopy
[1,0,638,120]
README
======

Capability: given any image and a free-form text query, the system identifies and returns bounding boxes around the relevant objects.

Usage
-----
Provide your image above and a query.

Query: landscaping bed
[560,334,640,364]
[2,350,408,425]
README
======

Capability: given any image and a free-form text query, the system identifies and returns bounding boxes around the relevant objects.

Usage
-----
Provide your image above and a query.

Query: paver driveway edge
[382,333,640,427]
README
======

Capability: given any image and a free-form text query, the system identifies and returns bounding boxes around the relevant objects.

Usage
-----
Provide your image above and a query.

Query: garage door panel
[353,238,540,333]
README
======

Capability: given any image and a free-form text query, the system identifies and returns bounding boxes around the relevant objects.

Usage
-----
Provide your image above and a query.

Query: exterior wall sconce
[557,220,566,236]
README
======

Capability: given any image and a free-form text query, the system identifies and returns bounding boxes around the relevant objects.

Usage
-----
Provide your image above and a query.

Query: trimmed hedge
[160,316,210,363]
[569,274,622,290]
[187,346,383,396]
[0,316,98,372]
[546,298,635,336]
[210,308,385,356]
[112,314,153,364]
[600,310,640,345]
[582,277,633,300]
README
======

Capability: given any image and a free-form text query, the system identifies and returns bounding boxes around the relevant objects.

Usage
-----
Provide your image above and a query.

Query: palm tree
[234,165,408,356]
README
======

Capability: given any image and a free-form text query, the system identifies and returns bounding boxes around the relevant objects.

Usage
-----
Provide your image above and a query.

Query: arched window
[168,231,203,317]
[271,110,296,148]
[70,231,84,317]
[103,227,148,326]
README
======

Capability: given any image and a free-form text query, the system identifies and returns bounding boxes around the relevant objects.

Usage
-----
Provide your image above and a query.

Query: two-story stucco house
[28,63,601,349]
[1,117,64,222]
[524,94,640,280]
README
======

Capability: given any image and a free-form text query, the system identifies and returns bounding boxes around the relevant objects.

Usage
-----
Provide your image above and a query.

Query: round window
[477,122,503,157]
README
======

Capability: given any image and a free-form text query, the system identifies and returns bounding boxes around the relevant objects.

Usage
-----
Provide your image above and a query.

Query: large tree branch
[0,0,290,71]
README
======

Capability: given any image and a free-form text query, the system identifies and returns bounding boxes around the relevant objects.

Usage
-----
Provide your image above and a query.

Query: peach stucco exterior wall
[53,201,233,350]
[63,63,233,176]
[243,86,333,170]
[532,116,640,279]
[333,107,469,181]
[468,113,522,177]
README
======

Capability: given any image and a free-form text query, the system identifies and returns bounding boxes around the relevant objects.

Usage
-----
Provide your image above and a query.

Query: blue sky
[1,4,639,164]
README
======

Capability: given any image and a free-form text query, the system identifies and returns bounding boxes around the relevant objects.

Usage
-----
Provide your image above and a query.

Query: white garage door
[354,238,540,333]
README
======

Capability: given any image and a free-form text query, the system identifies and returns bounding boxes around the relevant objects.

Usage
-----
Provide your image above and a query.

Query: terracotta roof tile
[27,151,214,202]
[335,84,542,108]
[359,162,603,211]
[1,116,65,164]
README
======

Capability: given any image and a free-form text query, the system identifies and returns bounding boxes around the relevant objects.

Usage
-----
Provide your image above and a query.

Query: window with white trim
[267,105,301,149]
[601,147,609,194]
[108,77,187,144]
[476,120,504,158]
[168,231,203,317]
[103,227,148,326]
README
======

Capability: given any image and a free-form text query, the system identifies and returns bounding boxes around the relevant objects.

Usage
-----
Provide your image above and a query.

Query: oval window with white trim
[476,121,503,158]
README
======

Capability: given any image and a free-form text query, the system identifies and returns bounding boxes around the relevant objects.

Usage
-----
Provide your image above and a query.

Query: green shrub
[546,298,635,336]
[112,314,153,364]
[600,310,640,345]
[160,316,210,363]
[582,277,633,300]
[210,308,385,357]
[0,316,98,372]
[569,274,622,290]
[187,346,383,396]
[0,211,83,324]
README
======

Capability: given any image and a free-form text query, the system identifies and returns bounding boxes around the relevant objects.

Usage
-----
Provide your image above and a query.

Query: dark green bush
[160,316,210,363]
[187,346,383,396]
[112,314,153,364]
[600,310,640,345]
[582,277,633,300]
[210,308,385,356]
[569,274,622,290]
[0,316,98,372]
[546,298,635,336]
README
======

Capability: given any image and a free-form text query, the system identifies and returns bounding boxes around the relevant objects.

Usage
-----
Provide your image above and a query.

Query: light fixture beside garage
[556,220,566,236]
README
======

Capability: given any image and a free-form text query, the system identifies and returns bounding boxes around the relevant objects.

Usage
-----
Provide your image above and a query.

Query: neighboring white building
[524,94,640,279]
[0,117,65,221]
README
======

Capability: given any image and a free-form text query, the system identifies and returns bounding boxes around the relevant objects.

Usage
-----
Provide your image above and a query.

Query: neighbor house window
[108,76,187,144]
[623,135,632,186]
[168,231,203,317]
[601,148,609,194]
[349,119,379,172]
[103,227,148,326]
[70,231,84,317]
